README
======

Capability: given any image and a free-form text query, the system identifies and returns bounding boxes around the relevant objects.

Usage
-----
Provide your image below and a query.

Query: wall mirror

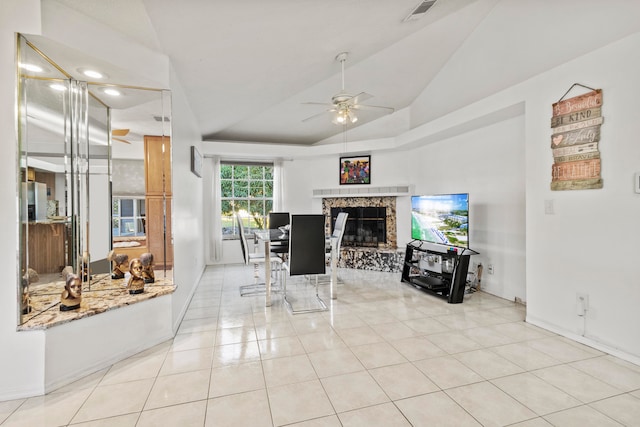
[17,34,173,326]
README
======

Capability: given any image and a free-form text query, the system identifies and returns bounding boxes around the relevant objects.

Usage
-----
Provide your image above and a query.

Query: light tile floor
[2,265,640,426]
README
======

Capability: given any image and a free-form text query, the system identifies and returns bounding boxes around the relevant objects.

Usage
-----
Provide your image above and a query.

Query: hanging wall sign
[550,85,603,190]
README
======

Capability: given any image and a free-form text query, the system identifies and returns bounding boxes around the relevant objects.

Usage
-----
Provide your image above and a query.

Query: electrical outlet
[487,264,494,275]
[576,293,589,316]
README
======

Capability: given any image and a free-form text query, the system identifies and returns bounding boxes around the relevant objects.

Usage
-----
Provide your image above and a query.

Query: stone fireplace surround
[322,196,404,272]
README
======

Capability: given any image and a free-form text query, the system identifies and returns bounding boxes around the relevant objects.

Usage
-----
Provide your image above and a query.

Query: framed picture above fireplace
[340,155,371,185]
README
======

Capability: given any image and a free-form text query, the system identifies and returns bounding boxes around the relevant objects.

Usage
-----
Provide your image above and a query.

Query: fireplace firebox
[331,207,386,247]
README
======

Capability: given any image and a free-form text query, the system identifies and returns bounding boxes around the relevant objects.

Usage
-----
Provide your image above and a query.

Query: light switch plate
[635,173,640,193]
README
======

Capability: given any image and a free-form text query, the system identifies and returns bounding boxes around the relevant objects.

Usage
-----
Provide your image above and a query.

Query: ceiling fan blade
[349,92,373,105]
[352,104,395,114]
[112,128,130,137]
[113,137,131,144]
[302,108,337,123]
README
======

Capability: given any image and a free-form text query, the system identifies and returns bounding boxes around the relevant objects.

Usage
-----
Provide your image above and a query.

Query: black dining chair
[267,212,290,257]
[237,213,283,297]
[282,214,328,313]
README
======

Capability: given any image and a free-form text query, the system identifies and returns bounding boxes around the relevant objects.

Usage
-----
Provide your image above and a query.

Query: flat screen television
[411,193,469,249]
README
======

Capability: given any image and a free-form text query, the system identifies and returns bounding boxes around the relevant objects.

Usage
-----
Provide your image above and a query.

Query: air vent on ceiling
[403,0,437,21]
[153,115,170,122]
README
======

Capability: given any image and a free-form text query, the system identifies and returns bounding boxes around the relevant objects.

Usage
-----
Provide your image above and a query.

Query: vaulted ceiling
[49,0,640,147]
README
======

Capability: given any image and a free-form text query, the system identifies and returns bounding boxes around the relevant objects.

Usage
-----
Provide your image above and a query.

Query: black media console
[401,242,476,303]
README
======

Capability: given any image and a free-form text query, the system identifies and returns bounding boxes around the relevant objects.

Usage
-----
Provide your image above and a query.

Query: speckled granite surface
[18,273,175,331]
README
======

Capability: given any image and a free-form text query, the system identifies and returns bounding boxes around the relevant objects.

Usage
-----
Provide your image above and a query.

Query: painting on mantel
[340,155,370,185]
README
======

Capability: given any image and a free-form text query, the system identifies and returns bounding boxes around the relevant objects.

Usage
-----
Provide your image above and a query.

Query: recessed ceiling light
[49,83,67,91]
[78,68,106,79]
[103,88,121,96]
[20,63,43,72]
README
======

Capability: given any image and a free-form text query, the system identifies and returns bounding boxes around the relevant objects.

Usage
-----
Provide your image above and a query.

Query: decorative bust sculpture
[60,272,82,311]
[107,250,129,279]
[140,252,155,284]
[127,258,145,294]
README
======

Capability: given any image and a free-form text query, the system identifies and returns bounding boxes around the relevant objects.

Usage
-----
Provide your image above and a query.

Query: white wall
[0,1,205,399]
[523,33,640,363]
[408,116,526,301]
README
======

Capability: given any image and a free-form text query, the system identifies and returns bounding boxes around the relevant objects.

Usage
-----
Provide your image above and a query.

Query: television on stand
[411,193,469,254]
[403,193,475,303]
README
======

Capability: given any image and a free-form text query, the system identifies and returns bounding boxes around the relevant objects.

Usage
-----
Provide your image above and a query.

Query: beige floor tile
[68,413,139,426]
[543,405,624,427]
[129,340,173,359]
[49,368,108,394]
[255,320,296,340]
[395,391,482,426]
[490,322,552,341]
[322,313,367,330]
[298,329,347,353]
[262,354,318,388]
[369,362,439,400]
[454,348,525,379]
[2,388,92,427]
[432,313,481,330]
[205,389,272,427]
[490,342,561,371]
[590,393,640,426]
[350,341,407,369]
[100,354,165,386]
[0,399,25,425]
[508,418,554,427]
[209,361,265,398]
[307,347,366,378]
[159,347,213,376]
[71,378,154,424]
[402,317,451,335]
[258,335,306,360]
[338,402,411,426]
[215,325,256,345]
[414,356,484,389]
[492,372,581,415]
[459,326,515,347]
[531,364,622,403]
[526,337,600,363]
[357,309,399,326]
[212,341,261,367]
[369,321,420,340]
[388,335,447,361]
[446,381,537,426]
[321,371,389,413]
[425,331,482,354]
[571,356,640,392]
[268,379,335,426]
[144,369,209,410]
[336,325,385,346]
[489,305,527,322]
[170,330,216,352]
[138,400,206,427]
[287,415,342,426]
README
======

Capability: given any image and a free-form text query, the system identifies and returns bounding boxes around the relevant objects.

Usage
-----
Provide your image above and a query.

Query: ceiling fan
[111,128,131,144]
[302,52,394,125]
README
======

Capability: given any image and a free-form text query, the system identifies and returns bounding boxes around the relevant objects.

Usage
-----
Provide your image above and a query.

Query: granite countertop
[18,272,176,331]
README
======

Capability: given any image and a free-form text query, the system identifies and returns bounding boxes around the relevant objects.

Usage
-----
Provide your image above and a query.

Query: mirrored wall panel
[17,34,173,327]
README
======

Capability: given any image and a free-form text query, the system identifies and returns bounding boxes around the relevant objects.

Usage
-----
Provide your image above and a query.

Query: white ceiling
[51,0,495,146]
[45,0,640,149]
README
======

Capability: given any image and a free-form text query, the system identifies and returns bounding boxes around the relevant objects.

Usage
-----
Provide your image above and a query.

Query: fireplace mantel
[312,185,411,198]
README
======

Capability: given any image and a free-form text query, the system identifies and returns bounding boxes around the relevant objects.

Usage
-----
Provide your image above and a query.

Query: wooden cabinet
[144,135,173,267]
[22,222,68,274]
[144,135,172,196]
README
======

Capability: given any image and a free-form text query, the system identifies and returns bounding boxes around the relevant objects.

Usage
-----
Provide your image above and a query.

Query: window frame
[112,197,146,238]
[220,162,274,239]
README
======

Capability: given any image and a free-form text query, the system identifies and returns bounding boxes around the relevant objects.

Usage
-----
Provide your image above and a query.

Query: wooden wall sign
[550,85,603,190]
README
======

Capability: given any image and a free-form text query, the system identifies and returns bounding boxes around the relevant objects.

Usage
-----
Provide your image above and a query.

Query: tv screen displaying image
[411,193,469,248]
